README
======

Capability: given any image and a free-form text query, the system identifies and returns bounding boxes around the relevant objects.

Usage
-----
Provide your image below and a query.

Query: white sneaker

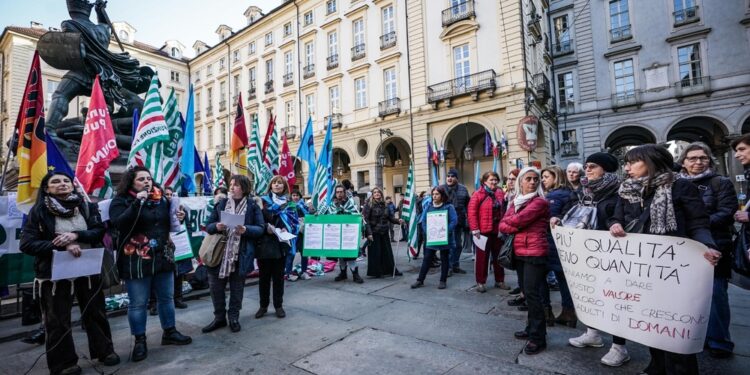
[568,331,604,348]
[601,346,630,367]
[300,273,311,280]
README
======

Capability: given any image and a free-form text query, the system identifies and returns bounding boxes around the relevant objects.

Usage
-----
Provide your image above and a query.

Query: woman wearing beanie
[500,167,550,355]
[608,145,721,374]
[552,152,629,366]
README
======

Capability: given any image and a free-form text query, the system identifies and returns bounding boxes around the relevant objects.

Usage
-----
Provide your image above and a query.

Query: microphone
[139,187,150,204]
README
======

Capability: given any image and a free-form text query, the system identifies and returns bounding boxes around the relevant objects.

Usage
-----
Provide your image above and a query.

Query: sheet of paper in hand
[551,226,713,354]
[51,248,105,281]
[426,211,449,247]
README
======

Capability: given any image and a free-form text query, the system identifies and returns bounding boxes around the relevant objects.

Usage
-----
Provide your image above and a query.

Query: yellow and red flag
[230,93,249,175]
[15,51,47,213]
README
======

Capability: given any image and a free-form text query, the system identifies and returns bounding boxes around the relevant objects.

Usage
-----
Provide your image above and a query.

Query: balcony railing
[610,25,632,42]
[380,31,396,50]
[219,100,227,112]
[611,90,640,109]
[673,6,699,26]
[283,73,294,87]
[324,113,343,129]
[378,97,401,117]
[351,44,366,61]
[206,106,213,117]
[304,64,315,79]
[532,73,550,100]
[676,76,711,97]
[215,144,228,153]
[427,69,496,107]
[281,126,297,140]
[265,80,274,94]
[248,85,256,100]
[442,0,475,27]
[327,54,339,70]
[552,39,574,56]
[527,14,542,40]
[560,141,579,157]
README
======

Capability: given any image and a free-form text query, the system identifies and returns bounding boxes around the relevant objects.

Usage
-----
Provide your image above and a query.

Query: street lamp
[463,123,473,161]
[378,153,387,167]
[378,128,393,167]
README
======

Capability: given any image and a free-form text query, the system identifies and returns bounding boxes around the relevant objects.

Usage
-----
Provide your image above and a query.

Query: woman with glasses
[676,142,737,359]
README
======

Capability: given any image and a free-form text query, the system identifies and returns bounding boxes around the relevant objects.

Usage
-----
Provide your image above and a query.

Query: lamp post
[377,128,393,188]
[463,123,473,161]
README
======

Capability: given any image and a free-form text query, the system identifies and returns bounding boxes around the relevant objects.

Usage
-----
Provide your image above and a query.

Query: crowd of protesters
[15,136,750,375]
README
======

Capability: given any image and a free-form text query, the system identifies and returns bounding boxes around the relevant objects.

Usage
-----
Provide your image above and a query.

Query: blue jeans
[449,227,463,269]
[706,277,734,352]
[125,271,175,335]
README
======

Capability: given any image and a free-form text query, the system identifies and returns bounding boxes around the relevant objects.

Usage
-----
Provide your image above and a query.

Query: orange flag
[231,94,249,175]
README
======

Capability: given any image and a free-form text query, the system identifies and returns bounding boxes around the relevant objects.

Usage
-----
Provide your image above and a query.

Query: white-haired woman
[566,162,584,191]
[499,167,550,355]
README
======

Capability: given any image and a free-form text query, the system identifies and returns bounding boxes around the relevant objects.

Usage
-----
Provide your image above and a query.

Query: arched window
[171,47,180,58]
[119,30,129,41]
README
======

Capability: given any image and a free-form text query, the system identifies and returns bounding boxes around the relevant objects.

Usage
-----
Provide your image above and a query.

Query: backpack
[561,195,598,230]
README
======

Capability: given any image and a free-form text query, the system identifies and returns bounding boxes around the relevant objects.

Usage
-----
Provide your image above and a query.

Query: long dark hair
[624,144,674,192]
[116,166,151,196]
[33,171,78,211]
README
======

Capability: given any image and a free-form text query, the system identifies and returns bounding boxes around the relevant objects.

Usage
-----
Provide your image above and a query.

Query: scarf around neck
[45,194,82,218]
[618,172,677,234]
[220,196,247,279]
[678,168,713,181]
[581,173,620,202]
[513,192,538,210]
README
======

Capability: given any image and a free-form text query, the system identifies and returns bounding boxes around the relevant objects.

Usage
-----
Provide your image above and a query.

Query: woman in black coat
[20,172,119,375]
[109,166,191,362]
[676,142,737,358]
[202,175,264,333]
[256,175,299,319]
[363,187,404,278]
[607,145,722,375]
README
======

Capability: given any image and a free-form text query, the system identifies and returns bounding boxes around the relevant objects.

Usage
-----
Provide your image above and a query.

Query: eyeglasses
[685,156,710,163]
[584,164,601,170]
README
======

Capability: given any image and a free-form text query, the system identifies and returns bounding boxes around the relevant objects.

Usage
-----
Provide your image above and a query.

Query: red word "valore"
[602,289,641,302]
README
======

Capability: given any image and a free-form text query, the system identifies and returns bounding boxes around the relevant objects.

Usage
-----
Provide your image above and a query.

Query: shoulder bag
[199,233,227,267]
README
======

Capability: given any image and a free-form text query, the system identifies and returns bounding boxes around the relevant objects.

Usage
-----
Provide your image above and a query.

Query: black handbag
[733,224,750,277]
[498,234,516,270]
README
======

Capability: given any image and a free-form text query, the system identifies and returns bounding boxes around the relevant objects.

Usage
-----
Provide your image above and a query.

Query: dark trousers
[644,348,698,375]
[516,259,547,344]
[541,267,573,309]
[707,276,734,352]
[417,248,449,282]
[207,265,245,320]
[449,227,464,268]
[40,277,113,375]
[258,258,285,308]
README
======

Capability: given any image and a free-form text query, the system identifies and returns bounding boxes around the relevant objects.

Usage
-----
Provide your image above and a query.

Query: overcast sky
[1,0,282,57]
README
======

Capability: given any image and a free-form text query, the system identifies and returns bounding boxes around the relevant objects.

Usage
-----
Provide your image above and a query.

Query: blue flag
[180,85,196,193]
[131,108,139,140]
[203,152,212,195]
[46,133,75,176]
[296,116,317,195]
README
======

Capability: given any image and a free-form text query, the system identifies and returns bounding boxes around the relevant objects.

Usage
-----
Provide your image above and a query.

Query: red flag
[261,114,276,159]
[14,51,47,212]
[231,94,249,174]
[75,76,119,196]
[278,132,296,187]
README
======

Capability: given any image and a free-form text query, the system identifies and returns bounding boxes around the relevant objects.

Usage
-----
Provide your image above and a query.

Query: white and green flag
[128,75,171,180]
[247,117,270,194]
[401,162,419,259]
[161,88,184,189]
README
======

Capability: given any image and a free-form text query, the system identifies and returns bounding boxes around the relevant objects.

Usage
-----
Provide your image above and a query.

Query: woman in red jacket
[499,167,550,355]
[468,171,507,292]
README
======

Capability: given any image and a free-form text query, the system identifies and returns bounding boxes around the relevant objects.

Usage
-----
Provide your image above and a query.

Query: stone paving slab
[282,284,395,321]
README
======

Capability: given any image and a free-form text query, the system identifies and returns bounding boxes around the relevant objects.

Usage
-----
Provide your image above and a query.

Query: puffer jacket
[467,187,506,234]
[499,196,550,257]
[20,201,105,279]
[545,188,571,218]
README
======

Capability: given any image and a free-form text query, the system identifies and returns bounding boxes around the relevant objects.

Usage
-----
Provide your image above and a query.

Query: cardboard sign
[552,226,713,354]
[425,211,449,246]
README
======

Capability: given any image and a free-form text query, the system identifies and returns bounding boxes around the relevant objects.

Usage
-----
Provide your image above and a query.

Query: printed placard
[303,215,362,258]
[426,211,449,246]
[552,226,713,354]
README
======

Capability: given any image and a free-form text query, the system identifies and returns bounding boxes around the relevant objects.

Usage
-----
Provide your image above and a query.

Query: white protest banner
[552,226,713,354]
[0,195,24,257]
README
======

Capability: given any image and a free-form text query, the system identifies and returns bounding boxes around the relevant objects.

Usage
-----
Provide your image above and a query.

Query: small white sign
[51,248,104,281]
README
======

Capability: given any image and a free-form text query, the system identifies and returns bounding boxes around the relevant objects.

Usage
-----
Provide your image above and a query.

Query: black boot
[334,268,348,282]
[131,334,147,362]
[161,327,192,345]
[352,268,364,284]
[21,325,45,345]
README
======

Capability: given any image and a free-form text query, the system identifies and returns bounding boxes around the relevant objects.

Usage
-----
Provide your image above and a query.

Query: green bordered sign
[426,211,449,246]
[303,214,362,258]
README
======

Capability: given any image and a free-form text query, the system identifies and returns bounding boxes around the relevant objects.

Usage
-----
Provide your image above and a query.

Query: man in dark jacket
[441,168,470,273]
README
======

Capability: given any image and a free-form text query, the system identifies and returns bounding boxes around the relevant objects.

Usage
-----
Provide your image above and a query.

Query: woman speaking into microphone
[109,166,192,363]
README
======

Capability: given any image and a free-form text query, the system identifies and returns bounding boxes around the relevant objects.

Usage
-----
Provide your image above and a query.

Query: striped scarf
[618,172,677,234]
[220,197,247,279]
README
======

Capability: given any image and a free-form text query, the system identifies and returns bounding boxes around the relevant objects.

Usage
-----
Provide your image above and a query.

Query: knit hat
[447,168,458,177]
[585,152,619,173]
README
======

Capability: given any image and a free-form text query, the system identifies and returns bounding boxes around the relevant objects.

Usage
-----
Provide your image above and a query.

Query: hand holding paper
[220,211,245,228]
